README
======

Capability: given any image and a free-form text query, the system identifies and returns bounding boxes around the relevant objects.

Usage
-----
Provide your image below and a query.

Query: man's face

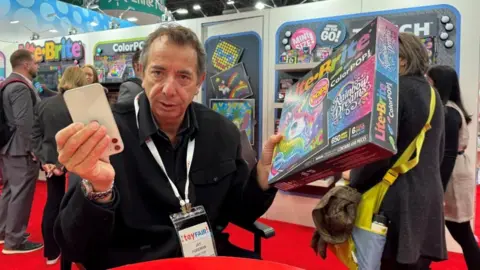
[26,58,38,79]
[142,36,205,123]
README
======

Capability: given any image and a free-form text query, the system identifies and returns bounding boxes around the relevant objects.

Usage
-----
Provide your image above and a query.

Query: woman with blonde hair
[349,33,447,269]
[31,66,87,265]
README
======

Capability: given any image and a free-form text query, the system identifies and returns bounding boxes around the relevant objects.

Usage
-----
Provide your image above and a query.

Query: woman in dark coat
[349,33,447,269]
[427,65,480,269]
[32,66,87,265]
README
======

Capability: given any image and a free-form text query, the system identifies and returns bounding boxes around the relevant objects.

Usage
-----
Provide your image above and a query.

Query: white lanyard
[134,93,194,211]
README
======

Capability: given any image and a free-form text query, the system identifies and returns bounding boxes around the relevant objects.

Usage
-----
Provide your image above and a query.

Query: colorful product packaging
[269,17,400,191]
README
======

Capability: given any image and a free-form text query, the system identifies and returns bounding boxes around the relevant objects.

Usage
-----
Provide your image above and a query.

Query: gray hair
[141,23,206,76]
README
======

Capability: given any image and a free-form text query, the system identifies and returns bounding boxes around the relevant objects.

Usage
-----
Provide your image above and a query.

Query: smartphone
[63,83,124,156]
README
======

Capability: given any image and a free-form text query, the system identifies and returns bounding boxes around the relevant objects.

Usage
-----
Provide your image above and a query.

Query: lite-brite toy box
[269,17,399,191]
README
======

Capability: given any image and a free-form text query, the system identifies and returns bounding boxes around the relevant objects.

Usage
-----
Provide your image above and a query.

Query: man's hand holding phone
[56,122,115,193]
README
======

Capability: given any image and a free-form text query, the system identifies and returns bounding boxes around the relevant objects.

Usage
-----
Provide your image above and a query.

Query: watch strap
[81,179,114,201]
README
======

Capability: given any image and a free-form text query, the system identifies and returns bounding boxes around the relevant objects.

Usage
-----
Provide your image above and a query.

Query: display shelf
[274,62,319,72]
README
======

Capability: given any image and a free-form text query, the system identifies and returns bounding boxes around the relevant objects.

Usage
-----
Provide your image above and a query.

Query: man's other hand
[257,134,283,191]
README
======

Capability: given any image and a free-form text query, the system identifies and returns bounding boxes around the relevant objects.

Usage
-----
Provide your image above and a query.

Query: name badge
[170,205,217,257]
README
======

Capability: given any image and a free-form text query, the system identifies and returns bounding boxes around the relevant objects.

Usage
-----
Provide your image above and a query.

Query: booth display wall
[5,0,480,254]
[0,51,6,82]
[262,0,480,255]
[16,36,87,91]
[204,31,263,153]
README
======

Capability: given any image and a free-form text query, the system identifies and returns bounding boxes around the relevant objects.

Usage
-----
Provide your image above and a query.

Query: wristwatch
[81,179,114,201]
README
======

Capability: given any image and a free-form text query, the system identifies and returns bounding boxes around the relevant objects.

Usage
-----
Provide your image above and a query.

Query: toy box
[269,17,399,191]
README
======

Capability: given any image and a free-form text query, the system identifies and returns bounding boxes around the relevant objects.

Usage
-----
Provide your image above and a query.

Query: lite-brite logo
[377,27,397,73]
[309,78,328,107]
[295,27,372,95]
[330,73,371,126]
[18,37,84,63]
[180,225,210,243]
[374,81,395,142]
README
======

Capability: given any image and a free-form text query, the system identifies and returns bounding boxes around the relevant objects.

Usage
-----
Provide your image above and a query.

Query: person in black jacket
[427,65,480,270]
[350,33,446,269]
[116,49,144,105]
[53,24,281,269]
[32,66,88,265]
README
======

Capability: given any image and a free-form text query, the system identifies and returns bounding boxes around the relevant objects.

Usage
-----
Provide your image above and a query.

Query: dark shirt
[31,94,73,167]
[440,106,461,191]
[54,93,277,269]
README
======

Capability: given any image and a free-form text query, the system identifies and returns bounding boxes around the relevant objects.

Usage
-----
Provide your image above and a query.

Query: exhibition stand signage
[93,38,146,84]
[17,37,85,91]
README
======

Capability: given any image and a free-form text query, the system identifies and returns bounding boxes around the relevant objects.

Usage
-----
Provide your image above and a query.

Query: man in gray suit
[0,49,43,254]
[116,49,144,105]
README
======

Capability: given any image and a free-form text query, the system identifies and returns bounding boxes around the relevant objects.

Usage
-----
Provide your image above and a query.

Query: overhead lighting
[49,29,58,33]
[175,8,188,15]
[89,4,99,10]
[193,4,201,10]
[255,2,266,9]
[227,0,235,4]
[10,20,20,24]
[90,21,98,26]
[127,17,138,22]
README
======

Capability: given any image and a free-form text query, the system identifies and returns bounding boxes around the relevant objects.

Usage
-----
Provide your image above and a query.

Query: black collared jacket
[54,93,277,269]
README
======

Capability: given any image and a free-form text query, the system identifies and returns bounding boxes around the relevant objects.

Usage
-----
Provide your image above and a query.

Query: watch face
[81,179,93,196]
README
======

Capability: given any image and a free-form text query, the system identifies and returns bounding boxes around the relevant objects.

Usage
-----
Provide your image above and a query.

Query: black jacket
[350,75,447,263]
[116,77,143,105]
[32,93,72,167]
[54,94,276,269]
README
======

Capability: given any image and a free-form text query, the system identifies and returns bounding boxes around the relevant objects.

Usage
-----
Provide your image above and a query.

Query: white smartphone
[63,83,124,156]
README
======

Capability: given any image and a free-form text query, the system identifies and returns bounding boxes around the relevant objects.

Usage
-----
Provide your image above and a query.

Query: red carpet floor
[0,182,477,269]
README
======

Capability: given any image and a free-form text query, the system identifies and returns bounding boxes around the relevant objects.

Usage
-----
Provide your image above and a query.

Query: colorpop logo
[112,41,144,53]
[180,225,210,243]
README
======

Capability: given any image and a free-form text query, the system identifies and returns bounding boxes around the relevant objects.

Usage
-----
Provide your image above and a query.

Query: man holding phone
[54,24,282,269]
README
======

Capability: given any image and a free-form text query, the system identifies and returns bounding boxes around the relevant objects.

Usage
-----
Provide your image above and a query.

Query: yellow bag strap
[374,86,436,212]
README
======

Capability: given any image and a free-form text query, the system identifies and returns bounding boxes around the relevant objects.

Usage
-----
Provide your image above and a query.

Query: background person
[0,49,43,254]
[116,49,144,105]
[31,66,88,265]
[427,65,480,269]
[349,33,447,269]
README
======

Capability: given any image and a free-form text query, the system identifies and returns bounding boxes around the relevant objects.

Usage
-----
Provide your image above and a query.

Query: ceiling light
[176,8,188,14]
[10,20,20,24]
[193,4,201,10]
[90,21,98,26]
[227,0,235,4]
[89,4,99,10]
[255,2,266,9]
[127,17,138,22]
[49,29,58,33]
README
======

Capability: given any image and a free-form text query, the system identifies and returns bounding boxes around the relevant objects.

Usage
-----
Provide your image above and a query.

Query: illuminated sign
[112,41,144,53]
[18,37,84,63]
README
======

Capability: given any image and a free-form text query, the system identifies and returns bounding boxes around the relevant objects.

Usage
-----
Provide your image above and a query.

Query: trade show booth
[1,0,479,254]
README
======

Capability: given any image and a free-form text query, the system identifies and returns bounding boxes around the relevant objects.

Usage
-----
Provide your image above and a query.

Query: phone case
[63,83,124,156]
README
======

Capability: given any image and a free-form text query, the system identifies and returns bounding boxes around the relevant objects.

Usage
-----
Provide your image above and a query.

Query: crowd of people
[0,24,478,270]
